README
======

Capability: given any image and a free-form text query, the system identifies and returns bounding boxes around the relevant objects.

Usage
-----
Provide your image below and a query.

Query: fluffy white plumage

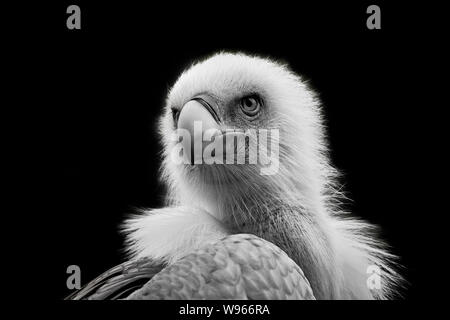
[123,52,402,299]
[124,207,227,264]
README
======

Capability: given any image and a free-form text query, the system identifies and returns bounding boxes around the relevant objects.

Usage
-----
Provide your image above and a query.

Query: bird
[68,52,402,300]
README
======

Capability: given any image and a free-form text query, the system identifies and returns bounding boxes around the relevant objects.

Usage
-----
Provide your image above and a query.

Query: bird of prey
[68,52,402,300]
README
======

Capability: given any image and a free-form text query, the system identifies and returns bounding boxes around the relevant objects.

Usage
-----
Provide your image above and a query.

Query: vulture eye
[240,96,261,117]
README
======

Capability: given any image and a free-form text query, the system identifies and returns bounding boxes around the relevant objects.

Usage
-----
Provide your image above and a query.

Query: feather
[66,258,165,300]
[127,234,315,300]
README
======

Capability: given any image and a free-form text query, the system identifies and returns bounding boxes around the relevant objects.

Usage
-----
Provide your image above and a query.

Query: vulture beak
[177,95,222,164]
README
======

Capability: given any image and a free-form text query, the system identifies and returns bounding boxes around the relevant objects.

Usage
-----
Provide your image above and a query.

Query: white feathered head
[158,53,335,222]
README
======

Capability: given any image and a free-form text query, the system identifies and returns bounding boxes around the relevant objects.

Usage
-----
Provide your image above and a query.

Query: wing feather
[66,258,165,300]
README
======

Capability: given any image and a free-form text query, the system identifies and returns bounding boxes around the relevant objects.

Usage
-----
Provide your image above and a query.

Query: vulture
[68,52,402,300]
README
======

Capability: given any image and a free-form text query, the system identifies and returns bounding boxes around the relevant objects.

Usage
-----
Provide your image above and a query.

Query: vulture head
[161,53,327,221]
[123,52,402,300]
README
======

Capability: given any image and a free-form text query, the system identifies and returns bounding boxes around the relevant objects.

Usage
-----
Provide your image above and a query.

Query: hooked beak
[177,95,221,164]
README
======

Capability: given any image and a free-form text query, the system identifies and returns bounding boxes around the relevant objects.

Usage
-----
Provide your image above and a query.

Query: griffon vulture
[68,52,401,300]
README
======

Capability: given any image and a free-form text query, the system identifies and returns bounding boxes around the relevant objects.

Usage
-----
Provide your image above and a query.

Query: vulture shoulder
[68,234,315,300]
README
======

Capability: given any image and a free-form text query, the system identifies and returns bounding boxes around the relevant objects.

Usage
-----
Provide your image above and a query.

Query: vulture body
[69,53,401,300]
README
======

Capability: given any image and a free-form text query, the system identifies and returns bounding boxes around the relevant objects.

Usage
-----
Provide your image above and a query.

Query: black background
[13,0,440,303]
